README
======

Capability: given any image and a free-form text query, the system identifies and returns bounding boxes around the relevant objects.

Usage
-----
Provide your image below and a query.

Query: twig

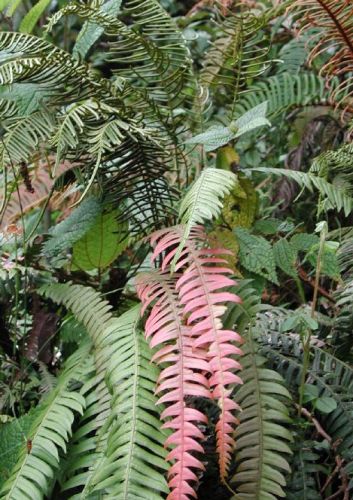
[298,267,335,303]
[297,404,349,499]
[296,405,331,442]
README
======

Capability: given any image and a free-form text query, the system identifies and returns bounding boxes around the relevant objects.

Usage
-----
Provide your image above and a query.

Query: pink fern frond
[150,225,243,481]
[136,271,211,499]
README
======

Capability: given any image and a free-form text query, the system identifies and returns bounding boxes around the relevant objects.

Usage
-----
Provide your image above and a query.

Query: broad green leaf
[234,227,278,284]
[73,0,122,59]
[186,102,270,152]
[72,210,128,271]
[314,397,337,414]
[273,238,298,278]
[0,83,55,115]
[43,197,102,263]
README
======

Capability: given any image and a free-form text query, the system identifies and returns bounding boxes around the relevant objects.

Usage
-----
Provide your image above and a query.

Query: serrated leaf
[291,233,319,252]
[72,210,128,271]
[273,239,298,278]
[306,247,340,280]
[234,227,278,284]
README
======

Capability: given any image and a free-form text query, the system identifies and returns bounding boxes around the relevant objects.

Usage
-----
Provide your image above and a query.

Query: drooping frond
[102,137,178,236]
[87,306,170,499]
[172,168,236,267]
[148,225,243,481]
[234,72,334,118]
[258,328,353,486]
[201,9,270,117]
[253,166,353,217]
[47,1,194,120]
[290,0,353,111]
[231,340,292,499]
[40,284,169,499]
[0,343,91,500]
[136,271,210,499]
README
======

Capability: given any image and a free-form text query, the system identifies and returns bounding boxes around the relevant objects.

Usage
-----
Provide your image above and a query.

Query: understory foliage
[1,0,353,499]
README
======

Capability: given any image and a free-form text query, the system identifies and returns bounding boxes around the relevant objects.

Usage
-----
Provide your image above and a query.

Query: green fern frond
[285,436,322,500]
[253,167,353,217]
[0,343,91,500]
[171,167,236,268]
[39,285,168,499]
[59,371,112,498]
[201,10,270,117]
[231,337,293,500]
[234,73,333,118]
[258,328,353,481]
[89,306,169,499]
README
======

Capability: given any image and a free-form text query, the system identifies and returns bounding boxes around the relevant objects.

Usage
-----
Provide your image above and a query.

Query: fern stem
[299,223,327,414]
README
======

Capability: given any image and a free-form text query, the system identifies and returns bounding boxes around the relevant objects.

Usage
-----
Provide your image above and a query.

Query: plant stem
[298,223,327,415]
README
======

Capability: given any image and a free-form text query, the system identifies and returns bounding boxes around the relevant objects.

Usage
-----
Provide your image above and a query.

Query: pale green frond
[0,343,92,500]
[171,167,236,269]
[234,73,332,118]
[88,306,169,499]
[186,102,270,152]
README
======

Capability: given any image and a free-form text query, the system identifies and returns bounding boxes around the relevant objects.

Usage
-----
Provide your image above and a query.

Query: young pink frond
[148,225,243,482]
[136,271,211,499]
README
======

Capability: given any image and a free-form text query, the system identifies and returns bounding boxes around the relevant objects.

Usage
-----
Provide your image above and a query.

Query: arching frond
[0,343,92,500]
[234,72,333,118]
[148,225,243,481]
[172,168,236,267]
[253,166,353,217]
[290,0,353,111]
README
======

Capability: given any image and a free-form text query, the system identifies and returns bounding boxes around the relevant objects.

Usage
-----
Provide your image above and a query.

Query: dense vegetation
[1,0,353,498]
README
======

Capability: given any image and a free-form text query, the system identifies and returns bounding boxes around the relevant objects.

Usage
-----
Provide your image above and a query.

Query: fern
[80,306,169,499]
[173,167,236,268]
[291,0,353,110]
[258,328,353,484]
[221,281,293,499]
[0,343,91,500]
[147,225,243,482]
[201,9,270,116]
[136,270,211,499]
[40,284,169,499]
[253,167,353,216]
[234,72,333,118]
[231,340,293,499]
